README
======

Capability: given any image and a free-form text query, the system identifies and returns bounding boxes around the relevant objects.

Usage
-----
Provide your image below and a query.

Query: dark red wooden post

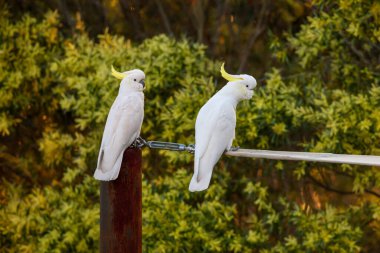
[100,147,142,253]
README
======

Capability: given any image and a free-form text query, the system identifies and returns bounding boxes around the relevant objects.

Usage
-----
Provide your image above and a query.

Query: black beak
[139,80,145,88]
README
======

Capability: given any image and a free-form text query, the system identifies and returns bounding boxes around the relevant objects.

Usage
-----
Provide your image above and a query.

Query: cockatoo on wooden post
[94,66,145,181]
[189,63,257,192]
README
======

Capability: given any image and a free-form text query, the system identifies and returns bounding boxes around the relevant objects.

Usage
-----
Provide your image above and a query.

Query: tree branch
[118,0,145,39]
[346,40,370,65]
[191,0,208,43]
[211,0,227,57]
[307,174,380,198]
[238,1,268,72]
[308,174,354,195]
[154,0,173,36]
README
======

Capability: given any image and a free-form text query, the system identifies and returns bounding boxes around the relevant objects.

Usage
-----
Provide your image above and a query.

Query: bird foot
[228,146,240,152]
[131,137,147,148]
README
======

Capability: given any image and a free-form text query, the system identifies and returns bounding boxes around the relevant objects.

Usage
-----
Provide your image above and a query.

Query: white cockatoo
[189,63,257,192]
[94,66,145,181]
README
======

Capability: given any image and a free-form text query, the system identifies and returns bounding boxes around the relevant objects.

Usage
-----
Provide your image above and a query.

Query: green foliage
[142,169,240,252]
[0,172,99,253]
[1,169,365,252]
[1,0,380,252]
[243,182,362,252]
[0,9,68,183]
[0,8,218,183]
[5,0,309,74]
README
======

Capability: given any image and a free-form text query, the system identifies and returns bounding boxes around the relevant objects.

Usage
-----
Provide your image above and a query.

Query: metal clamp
[133,137,195,154]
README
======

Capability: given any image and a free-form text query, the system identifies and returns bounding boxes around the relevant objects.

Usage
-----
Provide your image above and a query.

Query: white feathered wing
[189,97,236,192]
[94,94,144,181]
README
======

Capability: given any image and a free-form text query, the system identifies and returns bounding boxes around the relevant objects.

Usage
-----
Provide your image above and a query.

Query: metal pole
[225,149,380,167]
[100,147,142,253]
[137,138,380,167]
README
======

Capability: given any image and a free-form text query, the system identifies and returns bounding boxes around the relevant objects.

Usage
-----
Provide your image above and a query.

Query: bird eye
[246,85,249,88]
[134,79,137,81]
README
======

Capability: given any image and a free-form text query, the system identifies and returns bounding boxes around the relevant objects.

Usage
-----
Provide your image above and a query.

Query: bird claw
[131,137,146,148]
[186,144,195,154]
[229,146,240,152]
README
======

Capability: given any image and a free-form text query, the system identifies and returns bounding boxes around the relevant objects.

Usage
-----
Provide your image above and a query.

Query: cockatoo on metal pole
[94,66,145,181]
[189,63,257,192]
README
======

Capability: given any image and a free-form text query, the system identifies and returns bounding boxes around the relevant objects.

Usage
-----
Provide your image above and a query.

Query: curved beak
[139,79,145,88]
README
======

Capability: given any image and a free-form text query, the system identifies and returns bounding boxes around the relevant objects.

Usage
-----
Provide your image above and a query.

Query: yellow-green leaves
[142,169,239,252]
[272,123,287,135]
[1,1,380,252]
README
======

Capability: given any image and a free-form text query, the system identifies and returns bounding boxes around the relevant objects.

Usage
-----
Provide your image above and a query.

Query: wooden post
[100,147,142,253]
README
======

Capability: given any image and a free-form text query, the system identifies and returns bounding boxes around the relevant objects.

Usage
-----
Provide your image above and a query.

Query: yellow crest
[111,65,127,80]
[220,63,243,82]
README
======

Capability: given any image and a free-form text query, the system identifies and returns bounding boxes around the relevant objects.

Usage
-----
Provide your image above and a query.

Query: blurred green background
[1,0,380,252]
